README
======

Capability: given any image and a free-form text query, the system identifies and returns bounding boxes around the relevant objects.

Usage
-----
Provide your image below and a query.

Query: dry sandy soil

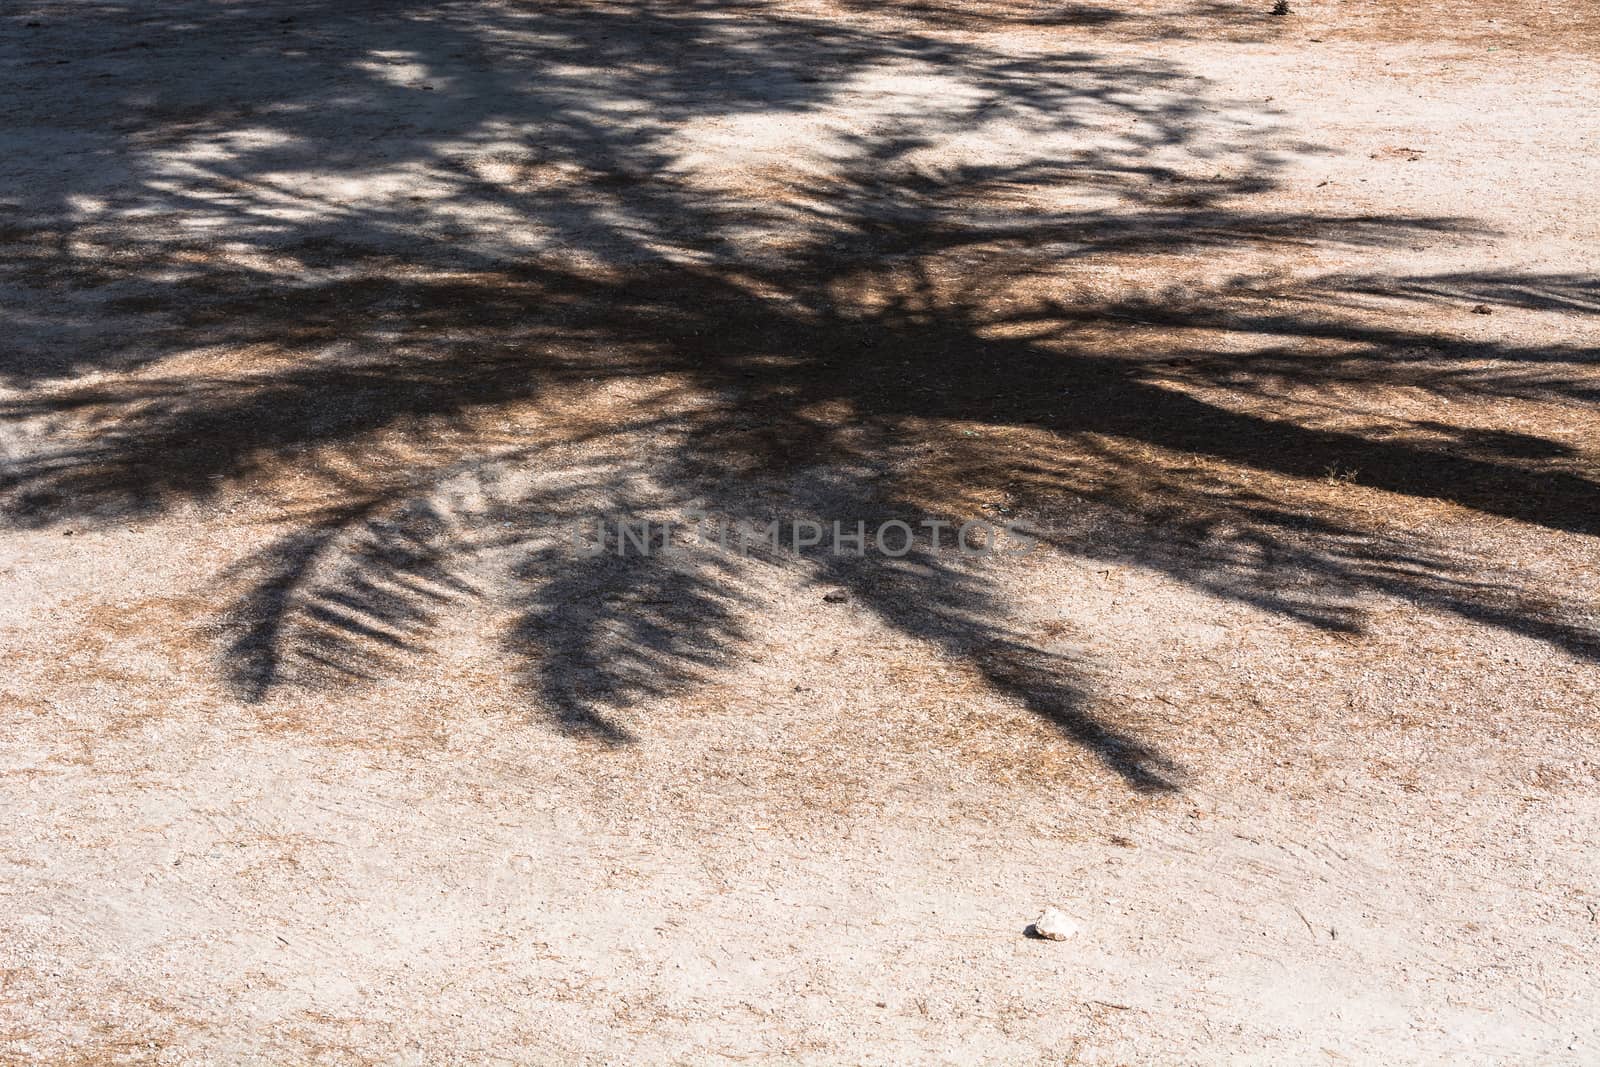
[2,0,1599,1063]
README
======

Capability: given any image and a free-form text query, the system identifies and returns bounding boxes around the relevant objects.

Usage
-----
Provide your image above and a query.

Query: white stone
[1030,908,1079,941]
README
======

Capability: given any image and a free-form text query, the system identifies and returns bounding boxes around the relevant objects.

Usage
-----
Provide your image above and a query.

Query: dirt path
[2,1,1598,1062]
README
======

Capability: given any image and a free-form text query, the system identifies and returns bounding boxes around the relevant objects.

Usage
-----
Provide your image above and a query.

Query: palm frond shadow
[3,0,1597,789]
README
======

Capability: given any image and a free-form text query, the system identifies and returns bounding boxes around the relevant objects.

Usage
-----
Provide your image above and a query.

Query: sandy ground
[2,1,1599,1063]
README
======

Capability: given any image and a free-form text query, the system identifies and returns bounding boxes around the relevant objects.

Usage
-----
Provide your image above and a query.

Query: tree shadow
[2,0,1596,790]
